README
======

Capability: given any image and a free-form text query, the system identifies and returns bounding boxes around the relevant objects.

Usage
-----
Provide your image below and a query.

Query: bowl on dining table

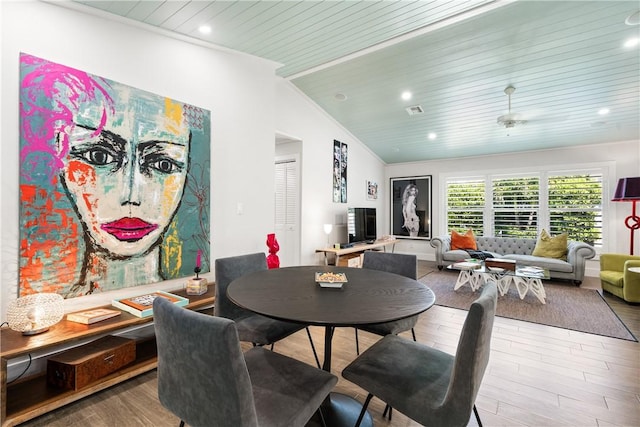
[315,272,347,288]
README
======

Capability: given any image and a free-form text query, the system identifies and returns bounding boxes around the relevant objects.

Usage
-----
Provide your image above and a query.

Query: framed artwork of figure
[390,176,432,240]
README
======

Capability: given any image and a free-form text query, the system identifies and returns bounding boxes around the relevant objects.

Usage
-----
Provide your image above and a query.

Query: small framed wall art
[366,180,378,200]
[390,175,432,240]
[332,140,347,203]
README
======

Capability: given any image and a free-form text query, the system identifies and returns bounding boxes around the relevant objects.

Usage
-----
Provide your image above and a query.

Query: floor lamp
[612,177,640,255]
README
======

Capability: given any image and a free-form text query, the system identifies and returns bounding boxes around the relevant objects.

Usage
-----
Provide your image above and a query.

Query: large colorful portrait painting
[19,53,211,298]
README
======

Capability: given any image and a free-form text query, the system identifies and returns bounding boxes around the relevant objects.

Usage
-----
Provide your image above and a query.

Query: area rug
[419,270,637,342]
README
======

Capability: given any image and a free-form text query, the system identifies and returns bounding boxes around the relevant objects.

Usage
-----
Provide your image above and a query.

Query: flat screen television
[347,207,377,244]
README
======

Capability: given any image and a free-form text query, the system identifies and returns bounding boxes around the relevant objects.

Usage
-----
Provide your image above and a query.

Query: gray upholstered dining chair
[355,251,419,354]
[215,252,320,367]
[342,282,498,427]
[153,297,337,427]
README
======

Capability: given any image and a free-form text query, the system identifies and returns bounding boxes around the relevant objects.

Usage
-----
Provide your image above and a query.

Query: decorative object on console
[186,250,208,295]
[323,224,333,248]
[266,233,280,269]
[47,335,136,390]
[67,308,121,325]
[7,293,64,335]
[112,291,188,318]
[390,175,432,240]
[612,177,640,255]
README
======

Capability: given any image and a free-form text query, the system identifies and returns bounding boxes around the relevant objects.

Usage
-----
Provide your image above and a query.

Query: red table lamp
[612,177,640,255]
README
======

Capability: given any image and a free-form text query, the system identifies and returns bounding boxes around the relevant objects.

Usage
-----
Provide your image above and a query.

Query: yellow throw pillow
[451,229,477,250]
[532,229,567,260]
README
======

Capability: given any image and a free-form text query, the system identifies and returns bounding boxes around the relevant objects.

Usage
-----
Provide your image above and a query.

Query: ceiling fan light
[625,10,640,26]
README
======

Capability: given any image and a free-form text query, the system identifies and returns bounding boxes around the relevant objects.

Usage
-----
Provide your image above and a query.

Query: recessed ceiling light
[198,25,212,34]
[428,132,437,140]
[401,91,412,101]
[334,93,348,101]
[598,108,610,115]
[624,37,639,48]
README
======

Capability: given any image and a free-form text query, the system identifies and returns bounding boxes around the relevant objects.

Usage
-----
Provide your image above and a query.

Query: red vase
[266,233,280,269]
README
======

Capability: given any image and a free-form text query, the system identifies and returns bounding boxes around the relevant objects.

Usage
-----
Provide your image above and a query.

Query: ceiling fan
[497,85,526,128]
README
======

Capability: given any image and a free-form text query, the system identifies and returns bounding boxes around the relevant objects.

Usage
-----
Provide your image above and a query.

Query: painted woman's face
[61,88,190,257]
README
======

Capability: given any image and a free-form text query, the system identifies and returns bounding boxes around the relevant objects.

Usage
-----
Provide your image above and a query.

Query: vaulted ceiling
[69,0,640,164]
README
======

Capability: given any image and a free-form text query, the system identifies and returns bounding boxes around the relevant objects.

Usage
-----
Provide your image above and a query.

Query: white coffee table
[447,263,550,303]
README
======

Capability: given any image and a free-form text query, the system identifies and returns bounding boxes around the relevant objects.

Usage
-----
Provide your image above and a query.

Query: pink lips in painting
[101,217,159,242]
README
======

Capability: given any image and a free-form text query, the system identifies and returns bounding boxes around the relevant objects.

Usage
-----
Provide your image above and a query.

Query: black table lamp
[612,177,640,255]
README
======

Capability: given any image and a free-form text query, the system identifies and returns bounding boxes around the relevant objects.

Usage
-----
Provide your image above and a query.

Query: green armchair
[599,254,640,303]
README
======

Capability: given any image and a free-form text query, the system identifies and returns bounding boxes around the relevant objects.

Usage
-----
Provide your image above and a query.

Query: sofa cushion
[532,229,567,260]
[476,237,537,255]
[451,229,477,250]
[502,254,573,272]
[599,271,624,288]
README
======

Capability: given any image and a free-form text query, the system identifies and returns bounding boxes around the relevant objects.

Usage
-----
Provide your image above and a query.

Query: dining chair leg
[382,404,393,420]
[305,327,321,368]
[179,421,185,427]
[354,393,374,427]
[355,328,361,355]
[411,327,416,342]
[473,404,483,427]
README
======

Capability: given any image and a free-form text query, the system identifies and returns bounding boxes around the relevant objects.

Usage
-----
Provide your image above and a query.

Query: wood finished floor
[17,263,640,427]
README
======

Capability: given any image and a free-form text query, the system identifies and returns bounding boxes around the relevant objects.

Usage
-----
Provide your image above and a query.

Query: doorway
[275,134,302,267]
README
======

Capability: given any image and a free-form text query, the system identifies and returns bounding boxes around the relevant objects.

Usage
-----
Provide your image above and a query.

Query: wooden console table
[1,287,214,427]
[316,239,397,266]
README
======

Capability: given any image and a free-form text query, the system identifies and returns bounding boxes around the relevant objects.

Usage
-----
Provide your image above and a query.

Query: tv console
[0,287,214,427]
[316,238,398,266]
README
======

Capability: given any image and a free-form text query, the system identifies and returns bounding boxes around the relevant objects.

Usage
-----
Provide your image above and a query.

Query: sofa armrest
[430,236,451,266]
[566,241,596,282]
[623,260,640,303]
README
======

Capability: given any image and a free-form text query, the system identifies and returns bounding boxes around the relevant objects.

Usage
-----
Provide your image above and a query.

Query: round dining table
[228,265,436,427]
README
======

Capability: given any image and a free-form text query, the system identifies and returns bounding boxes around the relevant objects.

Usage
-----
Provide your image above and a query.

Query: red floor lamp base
[624,200,640,255]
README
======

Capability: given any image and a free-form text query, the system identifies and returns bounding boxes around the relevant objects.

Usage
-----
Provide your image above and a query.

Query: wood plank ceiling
[70,0,640,164]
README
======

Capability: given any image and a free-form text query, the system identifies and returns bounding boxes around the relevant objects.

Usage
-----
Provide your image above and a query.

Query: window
[492,176,539,238]
[548,174,602,247]
[445,170,604,247]
[446,178,485,235]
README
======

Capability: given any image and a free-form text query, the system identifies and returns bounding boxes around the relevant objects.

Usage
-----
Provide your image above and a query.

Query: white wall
[0,1,385,319]
[0,1,278,318]
[385,140,640,276]
[275,80,386,265]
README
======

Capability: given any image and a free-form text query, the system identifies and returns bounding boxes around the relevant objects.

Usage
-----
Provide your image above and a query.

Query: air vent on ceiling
[406,105,424,116]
